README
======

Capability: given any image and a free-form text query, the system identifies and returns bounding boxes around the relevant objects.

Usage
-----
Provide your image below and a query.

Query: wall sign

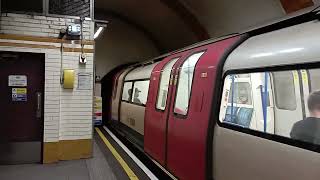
[8,75,27,87]
[12,88,27,102]
[78,73,91,90]
[93,96,102,126]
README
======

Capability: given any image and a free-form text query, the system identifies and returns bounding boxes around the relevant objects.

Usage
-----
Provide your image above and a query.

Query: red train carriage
[107,6,320,180]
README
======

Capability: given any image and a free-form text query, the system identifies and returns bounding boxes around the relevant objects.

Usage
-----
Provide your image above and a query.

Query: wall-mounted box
[63,69,75,89]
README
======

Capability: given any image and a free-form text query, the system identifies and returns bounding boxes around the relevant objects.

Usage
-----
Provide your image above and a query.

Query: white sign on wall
[8,75,27,87]
[78,73,91,90]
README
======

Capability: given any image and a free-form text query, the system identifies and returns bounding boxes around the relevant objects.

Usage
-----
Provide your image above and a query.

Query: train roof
[224,19,320,72]
[125,62,159,81]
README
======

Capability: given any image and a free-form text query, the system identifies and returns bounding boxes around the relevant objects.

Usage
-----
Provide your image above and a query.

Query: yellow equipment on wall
[63,69,75,89]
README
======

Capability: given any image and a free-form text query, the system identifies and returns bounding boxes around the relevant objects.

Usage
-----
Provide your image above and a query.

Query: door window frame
[155,57,180,112]
[172,50,206,119]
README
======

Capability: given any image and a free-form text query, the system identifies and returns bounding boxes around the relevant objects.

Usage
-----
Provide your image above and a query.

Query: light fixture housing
[94,22,108,40]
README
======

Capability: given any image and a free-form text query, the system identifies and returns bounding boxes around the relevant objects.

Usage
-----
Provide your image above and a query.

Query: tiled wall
[0,13,92,39]
[0,13,95,143]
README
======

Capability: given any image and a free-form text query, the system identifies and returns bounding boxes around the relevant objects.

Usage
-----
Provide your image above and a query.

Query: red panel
[144,51,189,165]
[166,36,241,180]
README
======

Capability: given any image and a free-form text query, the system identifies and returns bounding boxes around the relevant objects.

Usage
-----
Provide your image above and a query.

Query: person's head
[308,90,320,118]
[134,88,141,98]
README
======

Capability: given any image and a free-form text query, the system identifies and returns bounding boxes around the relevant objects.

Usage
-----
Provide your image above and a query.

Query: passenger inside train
[290,90,320,144]
[133,88,142,104]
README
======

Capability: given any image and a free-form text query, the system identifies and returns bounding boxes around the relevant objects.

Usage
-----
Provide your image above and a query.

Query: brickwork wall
[0,13,95,143]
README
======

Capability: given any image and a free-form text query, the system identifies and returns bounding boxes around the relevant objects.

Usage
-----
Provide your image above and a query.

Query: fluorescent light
[94,27,104,39]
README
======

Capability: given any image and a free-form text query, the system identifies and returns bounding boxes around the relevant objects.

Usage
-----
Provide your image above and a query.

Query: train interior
[220,69,320,137]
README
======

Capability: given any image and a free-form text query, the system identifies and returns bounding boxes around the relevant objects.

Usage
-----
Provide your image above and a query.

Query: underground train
[107,6,320,180]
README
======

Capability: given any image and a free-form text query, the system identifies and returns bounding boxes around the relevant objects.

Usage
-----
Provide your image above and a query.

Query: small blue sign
[12,88,27,102]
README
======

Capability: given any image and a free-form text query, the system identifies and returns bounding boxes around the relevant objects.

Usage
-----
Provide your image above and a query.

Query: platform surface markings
[95,127,139,180]
[103,126,159,180]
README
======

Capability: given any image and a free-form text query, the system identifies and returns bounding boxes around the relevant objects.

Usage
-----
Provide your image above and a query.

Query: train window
[272,71,297,110]
[219,69,320,147]
[122,82,133,102]
[132,80,150,105]
[174,51,205,116]
[156,57,180,110]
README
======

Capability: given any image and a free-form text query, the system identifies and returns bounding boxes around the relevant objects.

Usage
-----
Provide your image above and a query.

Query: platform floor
[0,139,118,180]
[0,128,153,180]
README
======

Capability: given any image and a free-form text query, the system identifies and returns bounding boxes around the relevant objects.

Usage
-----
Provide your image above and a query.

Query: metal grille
[49,0,90,17]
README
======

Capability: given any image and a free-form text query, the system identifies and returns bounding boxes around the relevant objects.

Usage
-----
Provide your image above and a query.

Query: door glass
[156,58,179,110]
[272,71,297,110]
[174,51,205,116]
[228,82,252,105]
[309,69,320,91]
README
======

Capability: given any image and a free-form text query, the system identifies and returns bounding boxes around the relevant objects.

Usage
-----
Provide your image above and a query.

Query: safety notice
[8,75,27,87]
[12,88,27,102]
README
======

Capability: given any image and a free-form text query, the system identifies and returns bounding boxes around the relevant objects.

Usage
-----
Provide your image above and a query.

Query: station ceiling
[95,0,207,53]
[95,0,315,53]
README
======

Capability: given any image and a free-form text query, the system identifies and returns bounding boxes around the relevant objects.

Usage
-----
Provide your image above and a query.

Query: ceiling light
[94,27,104,39]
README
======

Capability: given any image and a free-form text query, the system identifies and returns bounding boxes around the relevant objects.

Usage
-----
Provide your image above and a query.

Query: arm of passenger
[290,123,298,139]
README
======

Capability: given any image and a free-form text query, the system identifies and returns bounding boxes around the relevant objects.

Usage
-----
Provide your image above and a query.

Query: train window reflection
[219,69,320,146]
[122,82,133,101]
[156,57,179,110]
[132,80,150,105]
[174,51,205,116]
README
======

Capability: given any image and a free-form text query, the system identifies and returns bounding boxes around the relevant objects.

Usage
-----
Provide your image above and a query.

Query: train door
[300,70,311,117]
[166,50,207,180]
[299,69,320,117]
[165,37,240,180]
[0,52,44,164]
[251,73,275,133]
[272,71,304,137]
[293,69,320,120]
[111,68,132,121]
[110,71,122,121]
[308,68,320,93]
[144,55,182,165]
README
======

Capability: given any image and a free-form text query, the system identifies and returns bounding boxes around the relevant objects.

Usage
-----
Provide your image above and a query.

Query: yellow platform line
[95,127,139,180]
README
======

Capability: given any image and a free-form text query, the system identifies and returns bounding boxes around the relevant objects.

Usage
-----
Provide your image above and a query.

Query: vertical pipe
[263,72,268,132]
[230,75,235,122]
[90,0,94,20]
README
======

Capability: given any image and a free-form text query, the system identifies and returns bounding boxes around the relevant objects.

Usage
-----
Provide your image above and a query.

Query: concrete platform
[0,139,118,180]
